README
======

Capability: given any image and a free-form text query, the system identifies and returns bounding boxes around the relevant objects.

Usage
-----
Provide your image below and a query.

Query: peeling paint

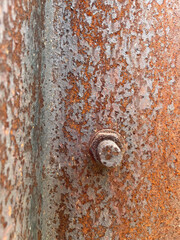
[0,0,180,239]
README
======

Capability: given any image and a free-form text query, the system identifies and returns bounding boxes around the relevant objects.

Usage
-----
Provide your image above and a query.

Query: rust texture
[0,0,180,239]
[0,0,45,239]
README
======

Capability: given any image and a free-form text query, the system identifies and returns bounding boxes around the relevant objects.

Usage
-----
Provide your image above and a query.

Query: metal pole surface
[0,0,179,239]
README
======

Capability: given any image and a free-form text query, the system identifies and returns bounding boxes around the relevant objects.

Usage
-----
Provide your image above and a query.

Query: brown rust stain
[1,0,180,239]
[0,0,45,239]
[49,0,180,239]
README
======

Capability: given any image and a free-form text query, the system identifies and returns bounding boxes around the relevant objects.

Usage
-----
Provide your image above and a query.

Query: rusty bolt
[89,129,126,167]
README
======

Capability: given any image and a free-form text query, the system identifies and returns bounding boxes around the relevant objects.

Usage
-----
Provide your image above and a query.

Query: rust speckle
[1,0,180,239]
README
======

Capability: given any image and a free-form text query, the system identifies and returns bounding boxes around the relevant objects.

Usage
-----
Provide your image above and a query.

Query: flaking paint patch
[1,0,180,239]
[0,0,46,239]
[156,0,164,5]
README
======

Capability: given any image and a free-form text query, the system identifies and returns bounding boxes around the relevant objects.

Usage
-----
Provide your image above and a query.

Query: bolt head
[97,140,122,167]
[89,129,126,167]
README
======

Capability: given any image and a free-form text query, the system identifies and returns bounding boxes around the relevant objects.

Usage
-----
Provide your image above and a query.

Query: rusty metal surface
[0,0,180,239]
[0,0,45,239]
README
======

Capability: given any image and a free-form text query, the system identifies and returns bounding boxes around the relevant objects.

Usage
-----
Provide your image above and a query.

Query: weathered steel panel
[0,0,45,239]
[0,0,180,239]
